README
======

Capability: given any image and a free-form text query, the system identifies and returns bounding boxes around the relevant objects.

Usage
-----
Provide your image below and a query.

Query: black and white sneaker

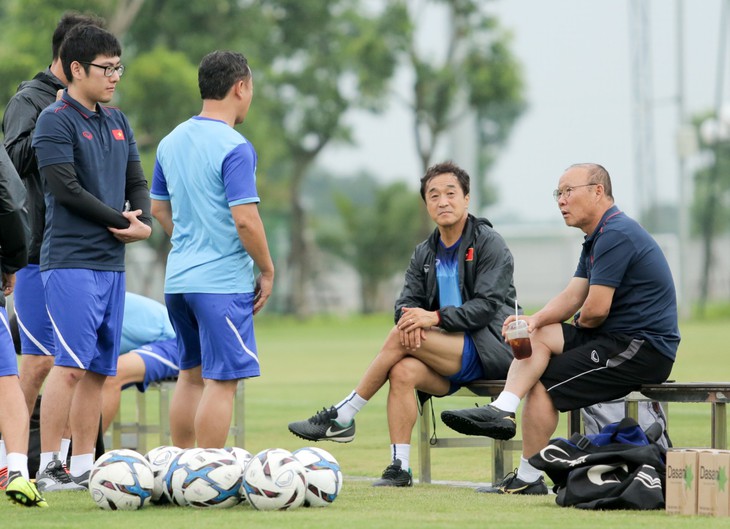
[288,406,356,443]
[476,470,548,495]
[372,459,413,487]
[441,404,517,440]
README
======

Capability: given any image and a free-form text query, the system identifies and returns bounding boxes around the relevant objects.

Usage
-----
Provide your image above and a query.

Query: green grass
[3,313,729,527]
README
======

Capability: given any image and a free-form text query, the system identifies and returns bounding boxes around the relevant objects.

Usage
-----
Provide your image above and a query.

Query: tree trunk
[287,161,311,317]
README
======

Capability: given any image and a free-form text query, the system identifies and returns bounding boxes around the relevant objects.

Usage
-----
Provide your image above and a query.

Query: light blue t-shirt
[151,117,259,294]
[121,292,176,354]
[436,239,462,308]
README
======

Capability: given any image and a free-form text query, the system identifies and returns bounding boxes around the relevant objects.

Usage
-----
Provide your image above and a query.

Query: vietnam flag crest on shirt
[112,129,125,140]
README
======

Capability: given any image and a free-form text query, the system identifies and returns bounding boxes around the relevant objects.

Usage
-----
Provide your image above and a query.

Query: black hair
[420,161,471,201]
[51,11,106,60]
[198,51,251,100]
[60,24,121,82]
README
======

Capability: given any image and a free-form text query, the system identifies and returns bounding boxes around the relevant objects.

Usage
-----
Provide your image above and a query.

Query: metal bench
[107,378,246,452]
[418,380,730,484]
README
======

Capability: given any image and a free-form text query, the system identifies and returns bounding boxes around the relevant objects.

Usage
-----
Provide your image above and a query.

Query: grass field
[2,312,729,528]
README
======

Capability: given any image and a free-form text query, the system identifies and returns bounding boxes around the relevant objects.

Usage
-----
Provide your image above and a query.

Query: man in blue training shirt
[31,24,151,492]
[288,161,517,487]
[441,163,680,495]
[151,50,274,449]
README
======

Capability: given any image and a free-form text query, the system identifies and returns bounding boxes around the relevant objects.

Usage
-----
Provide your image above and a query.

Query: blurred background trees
[0,0,522,316]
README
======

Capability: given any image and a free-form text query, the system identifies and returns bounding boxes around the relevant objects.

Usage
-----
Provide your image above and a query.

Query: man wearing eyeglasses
[31,24,151,492]
[442,163,679,495]
[2,13,106,486]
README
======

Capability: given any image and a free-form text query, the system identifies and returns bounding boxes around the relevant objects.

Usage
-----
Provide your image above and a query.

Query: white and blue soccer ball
[145,445,183,504]
[89,449,155,511]
[163,448,202,506]
[224,446,253,504]
[163,448,242,508]
[293,446,343,507]
[242,448,307,511]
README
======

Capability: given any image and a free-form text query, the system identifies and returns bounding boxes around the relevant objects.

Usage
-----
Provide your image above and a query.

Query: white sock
[39,451,57,473]
[392,444,410,471]
[334,391,367,424]
[517,456,543,483]
[70,453,95,477]
[60,438,71,464]
[491,391,521,413]
[0,440,6,467]
[6,452,29,480]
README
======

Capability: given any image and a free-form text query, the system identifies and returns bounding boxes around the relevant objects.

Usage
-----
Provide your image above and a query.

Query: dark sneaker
[36,460,86,492]
[70,470,90,489]
[476,470,548,495]
[5,471,49,507]
[372,459,413,487]
[0,466,7,491]
[441,404,516,440]
[288,406,355,443]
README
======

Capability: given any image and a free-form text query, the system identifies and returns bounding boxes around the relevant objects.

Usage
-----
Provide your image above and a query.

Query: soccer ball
[89,449,154,510]
[242,448,307,511]
[224,446,253,470]
[224,446,253,504]
[164,448,242,508]
[145,445,182,504]
[163,448,202,506]
[293,447,343,507]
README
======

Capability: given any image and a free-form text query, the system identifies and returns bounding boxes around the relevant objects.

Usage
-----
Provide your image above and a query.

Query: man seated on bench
[287,161,517,487]
[100,292,179,434]
[441,163,680,495]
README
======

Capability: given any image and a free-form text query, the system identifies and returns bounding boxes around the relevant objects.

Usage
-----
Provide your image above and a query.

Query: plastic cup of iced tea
[506,319,532,360]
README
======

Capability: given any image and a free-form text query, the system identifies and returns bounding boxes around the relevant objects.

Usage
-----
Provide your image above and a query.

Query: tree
[402,0,526,212]
[241,1,410,316]
[316,173,422,313]
[692,111,730,314]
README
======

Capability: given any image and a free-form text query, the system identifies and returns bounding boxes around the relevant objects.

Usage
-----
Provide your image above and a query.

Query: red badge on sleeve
[112,129,125,140]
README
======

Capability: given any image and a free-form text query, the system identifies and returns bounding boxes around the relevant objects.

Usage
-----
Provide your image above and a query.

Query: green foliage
[121,47,199,152]
[405,0,526,206]
[315,173,422,312]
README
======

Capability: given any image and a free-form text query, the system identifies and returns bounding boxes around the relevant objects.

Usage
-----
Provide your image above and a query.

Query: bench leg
[418,399,432,484]
[712,402,727,449]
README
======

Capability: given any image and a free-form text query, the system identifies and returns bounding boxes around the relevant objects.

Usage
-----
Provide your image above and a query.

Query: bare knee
[388,358,419,390]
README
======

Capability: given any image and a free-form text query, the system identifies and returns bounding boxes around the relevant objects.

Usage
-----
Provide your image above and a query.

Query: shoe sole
[6,490,49,507]
[287,427,354,443]
[440,412,516,440]
[372,480,413,487]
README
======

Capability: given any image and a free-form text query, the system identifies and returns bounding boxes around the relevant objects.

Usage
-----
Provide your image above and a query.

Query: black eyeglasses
[552,183,597,202]
[79,61,125,78]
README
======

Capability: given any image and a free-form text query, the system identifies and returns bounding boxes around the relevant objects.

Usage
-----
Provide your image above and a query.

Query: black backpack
[528,417,666,510]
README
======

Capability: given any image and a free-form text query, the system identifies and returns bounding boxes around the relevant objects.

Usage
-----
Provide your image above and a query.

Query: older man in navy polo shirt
[31,24,151,492]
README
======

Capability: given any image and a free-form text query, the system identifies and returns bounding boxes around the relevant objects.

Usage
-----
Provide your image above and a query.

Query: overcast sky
[320,0,723,224]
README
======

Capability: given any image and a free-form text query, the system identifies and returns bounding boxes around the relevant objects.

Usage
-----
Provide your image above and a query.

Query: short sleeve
[221,142,259,206]
[150,158,169,200]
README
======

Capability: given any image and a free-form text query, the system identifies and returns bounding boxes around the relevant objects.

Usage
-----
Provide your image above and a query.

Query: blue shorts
[14,264,54,356]
[165,292,260,381]
[0,308,19,377]
[447,333,485,394]
[125,338,180,392]
[41,269,125,375]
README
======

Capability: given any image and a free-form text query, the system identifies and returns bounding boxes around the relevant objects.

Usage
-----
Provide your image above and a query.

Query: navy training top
[575,205,680,360]
[32,90,139,272]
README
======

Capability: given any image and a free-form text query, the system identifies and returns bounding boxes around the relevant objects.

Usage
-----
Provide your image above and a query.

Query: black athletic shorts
[540,323,674,412]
